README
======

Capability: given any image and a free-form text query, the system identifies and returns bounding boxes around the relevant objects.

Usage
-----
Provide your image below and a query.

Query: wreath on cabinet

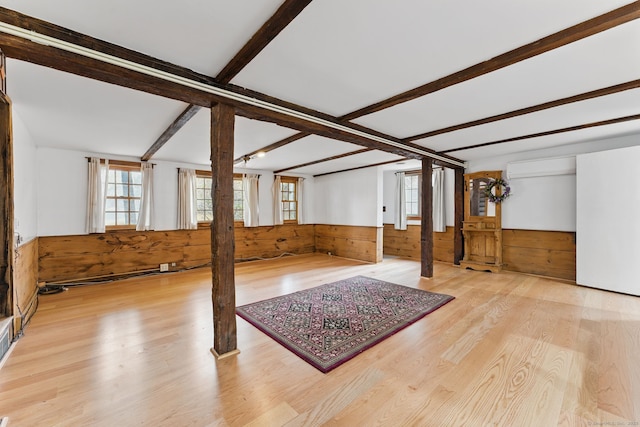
[484,178,511,204]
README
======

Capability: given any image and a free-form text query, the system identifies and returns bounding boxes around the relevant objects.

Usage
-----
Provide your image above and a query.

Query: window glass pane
[107,183,115,197]
[116,184,128,197]
[130,213,138,225]
[130,199,140,212]
[117,199,129,211]
[116,171,129,184]
[117,212,128,225]
[105,213,116,226]
[204,178,212,189]
[106,199,115,211]
[130,185,142,198]
[196,189,205,200]
[131,172,142,184]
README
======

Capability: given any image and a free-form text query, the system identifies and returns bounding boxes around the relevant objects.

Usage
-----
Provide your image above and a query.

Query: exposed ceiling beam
[274,148,372,174]
[441,113,640,154]
[313,159,407,178]
[143,0,314,161]
[234,132,310,164]
[0,9,465,167]
[216,0,313,85]
[141,104,200,161]
[234,2,640,170]
[341,1,640,120]
[405,79,640,142]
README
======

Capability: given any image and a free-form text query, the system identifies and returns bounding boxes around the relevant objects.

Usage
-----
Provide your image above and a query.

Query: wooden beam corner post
[210,103,239,358]
[454,168,464,264]
[420,158,434,278]
[0,90,14,317]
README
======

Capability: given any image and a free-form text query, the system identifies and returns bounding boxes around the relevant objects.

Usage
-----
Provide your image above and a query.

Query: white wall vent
[507,156,576,179]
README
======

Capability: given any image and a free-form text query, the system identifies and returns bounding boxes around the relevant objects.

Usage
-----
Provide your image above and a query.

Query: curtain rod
[85,157,155,167]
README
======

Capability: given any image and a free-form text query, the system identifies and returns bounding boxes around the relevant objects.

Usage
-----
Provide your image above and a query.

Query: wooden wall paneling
[235,224,315,260]
[12,238,38,334]
[382,224,454,263]
[315,225,381,263]
[38,225,317,284]
[502,229,576,281]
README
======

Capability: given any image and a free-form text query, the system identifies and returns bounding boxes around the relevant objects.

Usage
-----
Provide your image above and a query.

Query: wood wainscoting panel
[383,224,454,263]
[38,224,316,283]
[502,229,576,281]
[13,237,38,334]
[315,225,382,263]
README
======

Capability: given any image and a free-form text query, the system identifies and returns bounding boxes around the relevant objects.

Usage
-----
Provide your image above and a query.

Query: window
[233,177,244,222]
[280,176,298,223]
[195,171,244,223]
[405,173,421,219]
[195,173,213,222]
[106,163,142,228]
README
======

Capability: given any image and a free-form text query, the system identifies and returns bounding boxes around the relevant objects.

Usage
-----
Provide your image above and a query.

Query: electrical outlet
[160,263,169,272]
[171,262,176,267]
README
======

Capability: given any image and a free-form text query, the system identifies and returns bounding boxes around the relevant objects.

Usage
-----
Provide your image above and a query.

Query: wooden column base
[210,348,241,360]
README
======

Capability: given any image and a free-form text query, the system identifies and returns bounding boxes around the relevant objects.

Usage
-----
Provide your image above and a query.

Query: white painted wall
[576,145,640,296]
[313,167,382,227]
[12,111,38,242]
[382,168,456,227]
[35,147,314,236]
[465,133,640,232]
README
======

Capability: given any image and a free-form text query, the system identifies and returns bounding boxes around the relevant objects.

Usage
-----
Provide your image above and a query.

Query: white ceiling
[3,0,640,175]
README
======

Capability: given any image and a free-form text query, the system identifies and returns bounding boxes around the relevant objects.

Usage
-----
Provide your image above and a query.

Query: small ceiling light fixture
[256,151,266,158]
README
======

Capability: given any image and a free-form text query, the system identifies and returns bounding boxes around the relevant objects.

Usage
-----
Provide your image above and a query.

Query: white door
[576,146,640,296]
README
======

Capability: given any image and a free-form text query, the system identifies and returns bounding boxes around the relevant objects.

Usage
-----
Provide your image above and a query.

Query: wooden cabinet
[460,171,503,272]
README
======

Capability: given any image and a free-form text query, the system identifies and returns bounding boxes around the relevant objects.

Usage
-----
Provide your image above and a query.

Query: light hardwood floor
[1,253,639,426]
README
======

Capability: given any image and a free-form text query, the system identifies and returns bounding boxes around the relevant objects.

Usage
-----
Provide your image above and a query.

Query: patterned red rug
[236,276,454,373]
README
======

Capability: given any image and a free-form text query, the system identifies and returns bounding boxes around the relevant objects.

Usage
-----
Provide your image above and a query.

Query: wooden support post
[210,103,239,359]
[0,90,14,317]
[420,158,433,278]
[453,168,464,265]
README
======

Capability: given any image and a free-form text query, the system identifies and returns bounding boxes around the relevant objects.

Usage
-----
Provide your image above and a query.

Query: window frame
[194,170,245,227]
[279,176,298,224]
[405,171,422,220]
[105,160,142,231]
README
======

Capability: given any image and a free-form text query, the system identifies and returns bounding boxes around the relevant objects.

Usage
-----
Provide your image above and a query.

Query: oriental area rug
[236,275,454,373]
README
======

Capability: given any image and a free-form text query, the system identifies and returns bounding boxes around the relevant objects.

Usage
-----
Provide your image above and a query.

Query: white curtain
[432,168,446,232]
[177,168,198,230]
[86,157,109,233]
[297,177,305,224]
[136,162,154,231]
[394,171,407,230]
[243,174,260,227]
[272,175,283,225]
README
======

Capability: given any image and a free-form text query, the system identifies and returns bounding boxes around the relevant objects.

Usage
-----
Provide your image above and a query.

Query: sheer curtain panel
[272,175,283,225]
[243,174,260,227]
[394,171,407,230]
[432,168,446,232]
[86,157,108,233]
[177,168,198,229]
[136,162,154,231]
